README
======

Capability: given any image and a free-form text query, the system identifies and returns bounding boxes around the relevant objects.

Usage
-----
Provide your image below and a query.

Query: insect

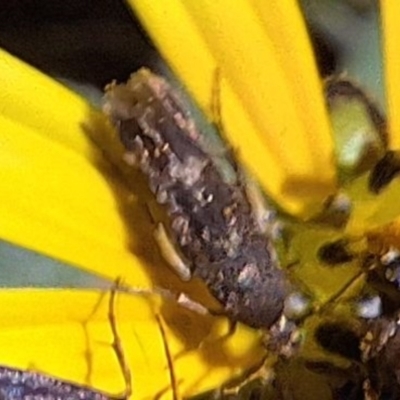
[104,71,399,398]
[0,286,132,400]
[309,242,400,400]
[103,68,292,330]
[0,366,119,400]
[360,314,400,399]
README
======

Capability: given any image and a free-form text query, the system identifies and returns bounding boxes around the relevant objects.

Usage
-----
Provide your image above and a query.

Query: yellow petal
[0,49,95,154]
[0,289,170,399]
[0,112,151,286]
[128,0,336,216]
[0,49,147,282]
[380,0,400,149]
[0,287,265,399]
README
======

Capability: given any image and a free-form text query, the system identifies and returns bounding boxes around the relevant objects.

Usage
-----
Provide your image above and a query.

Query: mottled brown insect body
[104,69,288,328]
[360,315,400,398]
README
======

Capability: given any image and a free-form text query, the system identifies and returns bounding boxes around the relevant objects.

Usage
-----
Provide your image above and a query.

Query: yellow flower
[0,1,399,399]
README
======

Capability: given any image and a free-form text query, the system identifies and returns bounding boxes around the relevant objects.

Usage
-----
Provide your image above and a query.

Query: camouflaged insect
[103,68,289,329]
[0,366,123,400]
[360,314,400,399]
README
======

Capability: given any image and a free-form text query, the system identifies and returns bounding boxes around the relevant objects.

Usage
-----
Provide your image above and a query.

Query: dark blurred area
[0,0,381,104]
[0,0,341,93]
[0,0,161,88]
[308,25,337,77]
[301,0,383,108]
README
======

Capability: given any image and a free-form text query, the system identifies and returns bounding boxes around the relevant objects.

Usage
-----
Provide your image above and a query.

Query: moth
[103,68,291,330]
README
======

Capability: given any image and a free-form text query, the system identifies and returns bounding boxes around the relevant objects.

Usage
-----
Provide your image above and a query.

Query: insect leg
[153,222,192,282]
[211,68,223,130]
[220,356,272,397]
[209,68,239,167]
[175,292,239,339]
[155,315,180,400]
[109,280,132,400]
[119,282,239,354]
[243,177,282,238]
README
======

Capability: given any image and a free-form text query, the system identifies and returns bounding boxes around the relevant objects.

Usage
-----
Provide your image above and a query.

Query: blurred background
[0,0,382,106]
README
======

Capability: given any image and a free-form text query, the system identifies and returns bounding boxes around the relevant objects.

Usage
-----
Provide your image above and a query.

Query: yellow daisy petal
[0,49,154,287]
[381,0,400,149]
[0,49,95,154]
[0,287,264,399]
[128,0,336,216]
[0,113,151,286]
[0,289,170,399]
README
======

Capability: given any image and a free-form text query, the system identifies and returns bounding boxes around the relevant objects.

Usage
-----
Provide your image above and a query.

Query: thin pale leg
[82,290,108,386]
[155,315,180,400]
[221,356,272,397]
[109,280,132,400]
[209,68,239,169]
[153,222,192,281]
[243,177,282,238]
[118,284,214,318]
[144,203,187,280]
[120,283,237,360]
[211,67,223,130]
